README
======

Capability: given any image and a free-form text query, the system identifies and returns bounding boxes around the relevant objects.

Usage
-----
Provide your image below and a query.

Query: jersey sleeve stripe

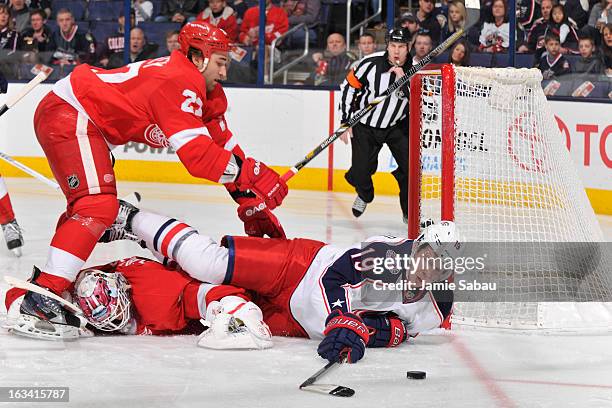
[346,69,362,89]
[168,127,211,151]
[222,235,236,285]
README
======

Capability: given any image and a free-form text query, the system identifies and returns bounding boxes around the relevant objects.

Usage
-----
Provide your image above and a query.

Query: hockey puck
[406,371,426,380]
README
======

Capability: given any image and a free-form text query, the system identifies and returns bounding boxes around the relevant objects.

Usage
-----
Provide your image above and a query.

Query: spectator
[517,0,539,38]
[29,0,51,19]
[412,30,432,64]
[21,9,52,52]
[441,1,466,42]
[602,23,612,74]
[309,32,355,86]
[239,0,288,46]
[564,0,589,29]
[155,0,202,23]
[107,27,158,68]
[448,38,470,66]
[281,0,320,48]
[520,0,553,53]
[196,0,238,42]
[0,4,21,52]
[9,0,29,33]
[97,10,135,68]
[228,0,248,24]
[399,12,420,44]
[588,0,612,33]
[357,32,377,57]
[156,29,180,56]
[415,0,442,44]
[134,0,154,24]
[573,36,604,73]
[550,4,579,53]
[536,33,571,79]
[479,0,509,53]
[49,8,96,65]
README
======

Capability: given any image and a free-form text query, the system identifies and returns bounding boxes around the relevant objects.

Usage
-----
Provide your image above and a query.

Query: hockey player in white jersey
[104,200,457,362]
[5,200,458,364]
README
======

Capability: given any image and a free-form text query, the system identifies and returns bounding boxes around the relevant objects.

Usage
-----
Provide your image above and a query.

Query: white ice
[1,178,611,408]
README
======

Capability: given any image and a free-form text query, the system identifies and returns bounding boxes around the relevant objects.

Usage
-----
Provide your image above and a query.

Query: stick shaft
[280,28,467,183]
[0,152,60,191]
[0,71,48,115]
[299,360,337,388]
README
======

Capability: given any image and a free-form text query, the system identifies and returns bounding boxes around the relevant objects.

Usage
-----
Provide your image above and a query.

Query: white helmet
[414,220,462,261]
[73,269,132,332]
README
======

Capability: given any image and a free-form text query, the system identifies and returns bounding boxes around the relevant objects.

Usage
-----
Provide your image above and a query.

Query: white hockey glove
[197,296,273,350]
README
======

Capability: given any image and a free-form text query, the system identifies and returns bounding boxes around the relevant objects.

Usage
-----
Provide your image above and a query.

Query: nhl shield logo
[67,174,80,189]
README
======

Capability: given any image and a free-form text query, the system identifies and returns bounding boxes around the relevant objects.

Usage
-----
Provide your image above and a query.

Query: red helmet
[178,21,230,60]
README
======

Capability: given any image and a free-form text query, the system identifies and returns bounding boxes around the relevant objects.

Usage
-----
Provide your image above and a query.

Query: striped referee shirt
[339,51,412,129]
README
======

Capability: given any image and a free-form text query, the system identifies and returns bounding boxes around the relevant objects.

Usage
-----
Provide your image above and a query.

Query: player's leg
[386,124,409,221]
[0,174,23,254]
[33,92,118,291]
[344,123,384,217]
[127,209,231,284]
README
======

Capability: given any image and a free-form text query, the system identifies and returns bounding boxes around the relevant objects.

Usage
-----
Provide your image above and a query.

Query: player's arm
[150,84,288,209]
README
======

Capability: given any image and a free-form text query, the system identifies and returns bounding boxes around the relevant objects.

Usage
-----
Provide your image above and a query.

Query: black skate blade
[300,384,355,397]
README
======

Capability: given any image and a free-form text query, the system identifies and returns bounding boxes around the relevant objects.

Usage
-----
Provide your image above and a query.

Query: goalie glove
[197,296,273,350]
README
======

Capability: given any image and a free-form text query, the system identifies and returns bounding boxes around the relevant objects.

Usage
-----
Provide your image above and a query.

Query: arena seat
[88,1,123,21]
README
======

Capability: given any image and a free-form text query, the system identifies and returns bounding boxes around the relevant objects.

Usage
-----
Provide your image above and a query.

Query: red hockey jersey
[52,51,233,183]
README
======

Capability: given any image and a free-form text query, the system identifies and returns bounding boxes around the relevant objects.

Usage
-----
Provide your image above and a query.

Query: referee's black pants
[344,122,408,216]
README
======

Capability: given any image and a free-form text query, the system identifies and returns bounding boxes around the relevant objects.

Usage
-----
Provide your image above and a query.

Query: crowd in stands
[0,0,608,97]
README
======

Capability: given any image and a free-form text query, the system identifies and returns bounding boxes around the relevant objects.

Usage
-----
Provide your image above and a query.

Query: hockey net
[408,65,612,331]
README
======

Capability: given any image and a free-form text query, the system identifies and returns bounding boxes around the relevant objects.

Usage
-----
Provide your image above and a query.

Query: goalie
[4,201,458,364]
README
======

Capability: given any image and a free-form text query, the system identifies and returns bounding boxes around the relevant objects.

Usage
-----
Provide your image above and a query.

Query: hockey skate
[351,196,368,218]
[11,267,85,341]
[98,193,141,243]
[2,219,24,257]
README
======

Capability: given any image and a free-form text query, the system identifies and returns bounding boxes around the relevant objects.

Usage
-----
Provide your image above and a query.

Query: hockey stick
[0,65,53,117]
[4,275,86,330]
[280,0,480,182]
[0,152,60,191]
[299,355,355,397]
[4,275,81,314]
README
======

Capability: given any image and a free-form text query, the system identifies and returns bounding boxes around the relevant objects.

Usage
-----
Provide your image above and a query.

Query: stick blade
[300,384,355,397]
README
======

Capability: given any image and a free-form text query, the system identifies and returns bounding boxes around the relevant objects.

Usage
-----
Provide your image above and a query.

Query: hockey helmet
[404,221,463,303]
[178,21,230,67]
[74,269,132,332]
[386,27,412,45]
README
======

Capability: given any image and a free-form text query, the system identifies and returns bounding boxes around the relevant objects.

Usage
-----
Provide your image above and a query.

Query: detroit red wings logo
[144,124,169,148]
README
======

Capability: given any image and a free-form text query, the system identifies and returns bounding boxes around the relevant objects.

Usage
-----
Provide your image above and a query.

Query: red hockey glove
[354,311,408,348]
[237,198,286,239]
[236,158,288,210]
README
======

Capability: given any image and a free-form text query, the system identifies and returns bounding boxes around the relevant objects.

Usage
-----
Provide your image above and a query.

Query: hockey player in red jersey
[19,21,288,336]
[0,175,24,256]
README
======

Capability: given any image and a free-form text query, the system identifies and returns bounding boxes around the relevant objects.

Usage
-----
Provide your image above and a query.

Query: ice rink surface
[1,178,611,408]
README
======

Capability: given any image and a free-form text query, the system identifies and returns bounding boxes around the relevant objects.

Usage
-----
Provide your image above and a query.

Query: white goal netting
[410,66,612,331]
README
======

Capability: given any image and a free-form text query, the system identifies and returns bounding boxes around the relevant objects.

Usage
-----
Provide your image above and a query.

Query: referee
[339,27,412,223]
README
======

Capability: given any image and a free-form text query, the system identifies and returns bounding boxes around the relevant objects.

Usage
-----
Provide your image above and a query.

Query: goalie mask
[74,269,132,331]
[404,221,462,303]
